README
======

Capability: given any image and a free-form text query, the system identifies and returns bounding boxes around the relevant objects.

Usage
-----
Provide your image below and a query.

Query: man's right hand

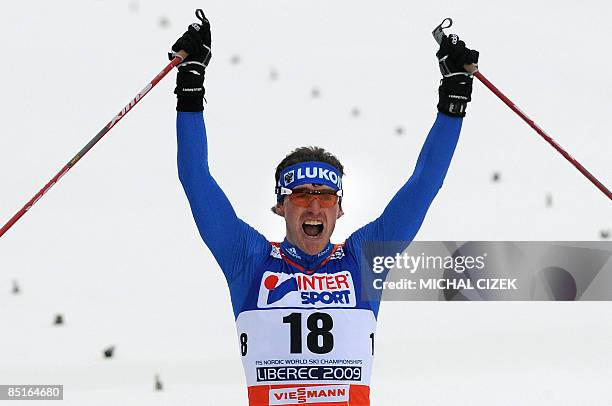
[170,11,212,112]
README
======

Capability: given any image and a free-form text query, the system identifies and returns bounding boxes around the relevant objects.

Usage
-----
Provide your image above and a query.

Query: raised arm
[172,13,268,282]
[177,113,268,279]
[347,33,479,248]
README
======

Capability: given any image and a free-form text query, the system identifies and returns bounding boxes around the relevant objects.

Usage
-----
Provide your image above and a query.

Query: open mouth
[302,220,324,237]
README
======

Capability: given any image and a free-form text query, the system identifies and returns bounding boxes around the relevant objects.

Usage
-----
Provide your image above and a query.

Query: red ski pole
[433,18,612,201]
[0,49,188,239]
[472,70,611,200]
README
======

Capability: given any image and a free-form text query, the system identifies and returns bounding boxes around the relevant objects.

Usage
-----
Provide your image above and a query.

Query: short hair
[274,146,345,185]
[272,146,345,212]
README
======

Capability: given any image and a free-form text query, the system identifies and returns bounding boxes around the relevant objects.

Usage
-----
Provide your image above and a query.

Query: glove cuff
[177,96,204,112]
[437,99,468,117]
[437,75,473,118]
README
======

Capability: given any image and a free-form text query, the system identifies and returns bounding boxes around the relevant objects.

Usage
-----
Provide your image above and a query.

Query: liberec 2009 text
[256,366,362,382]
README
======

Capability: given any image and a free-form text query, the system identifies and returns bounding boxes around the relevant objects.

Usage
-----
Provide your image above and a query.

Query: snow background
[0,0,610,404]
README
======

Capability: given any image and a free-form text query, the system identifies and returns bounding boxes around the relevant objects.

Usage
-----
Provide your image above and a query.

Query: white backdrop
[0,0,610,405]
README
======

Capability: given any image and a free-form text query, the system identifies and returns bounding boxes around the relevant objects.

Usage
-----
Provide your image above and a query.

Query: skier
[171,12,478,406]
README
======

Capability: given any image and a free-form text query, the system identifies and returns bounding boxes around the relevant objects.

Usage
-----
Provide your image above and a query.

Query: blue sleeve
[176,112,269,283]
[346,112,462,253]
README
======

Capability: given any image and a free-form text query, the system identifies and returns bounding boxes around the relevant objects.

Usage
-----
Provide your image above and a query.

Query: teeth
[304,220,323,225]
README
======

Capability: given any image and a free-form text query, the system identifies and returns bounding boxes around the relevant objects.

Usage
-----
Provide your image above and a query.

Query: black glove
[436,34,479,117]
[169,11,212,112]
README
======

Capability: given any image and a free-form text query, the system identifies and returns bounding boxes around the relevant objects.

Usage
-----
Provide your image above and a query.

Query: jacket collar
[280,238,334,271]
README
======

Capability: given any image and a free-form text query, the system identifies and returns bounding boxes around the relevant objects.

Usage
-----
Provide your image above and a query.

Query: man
[171,11,478,406]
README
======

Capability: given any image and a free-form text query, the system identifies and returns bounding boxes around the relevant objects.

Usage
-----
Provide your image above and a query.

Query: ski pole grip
[464,63,478,74]
[176,50,188,61]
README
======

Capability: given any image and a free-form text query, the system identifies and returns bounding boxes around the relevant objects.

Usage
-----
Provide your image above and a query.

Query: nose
[307,196,322,212]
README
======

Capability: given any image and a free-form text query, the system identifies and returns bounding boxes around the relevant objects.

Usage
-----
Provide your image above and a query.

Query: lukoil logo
[269,385,350,405]
[284,170,295,186]
[257,271,356,308]
[283,167,342,188]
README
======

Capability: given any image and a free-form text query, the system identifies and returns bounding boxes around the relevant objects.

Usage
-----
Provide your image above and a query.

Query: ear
[272,203,285,217]
[337,206,344,219]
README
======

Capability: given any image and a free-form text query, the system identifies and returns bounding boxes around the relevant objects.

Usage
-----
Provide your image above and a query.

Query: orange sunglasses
[277,187,343,208]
